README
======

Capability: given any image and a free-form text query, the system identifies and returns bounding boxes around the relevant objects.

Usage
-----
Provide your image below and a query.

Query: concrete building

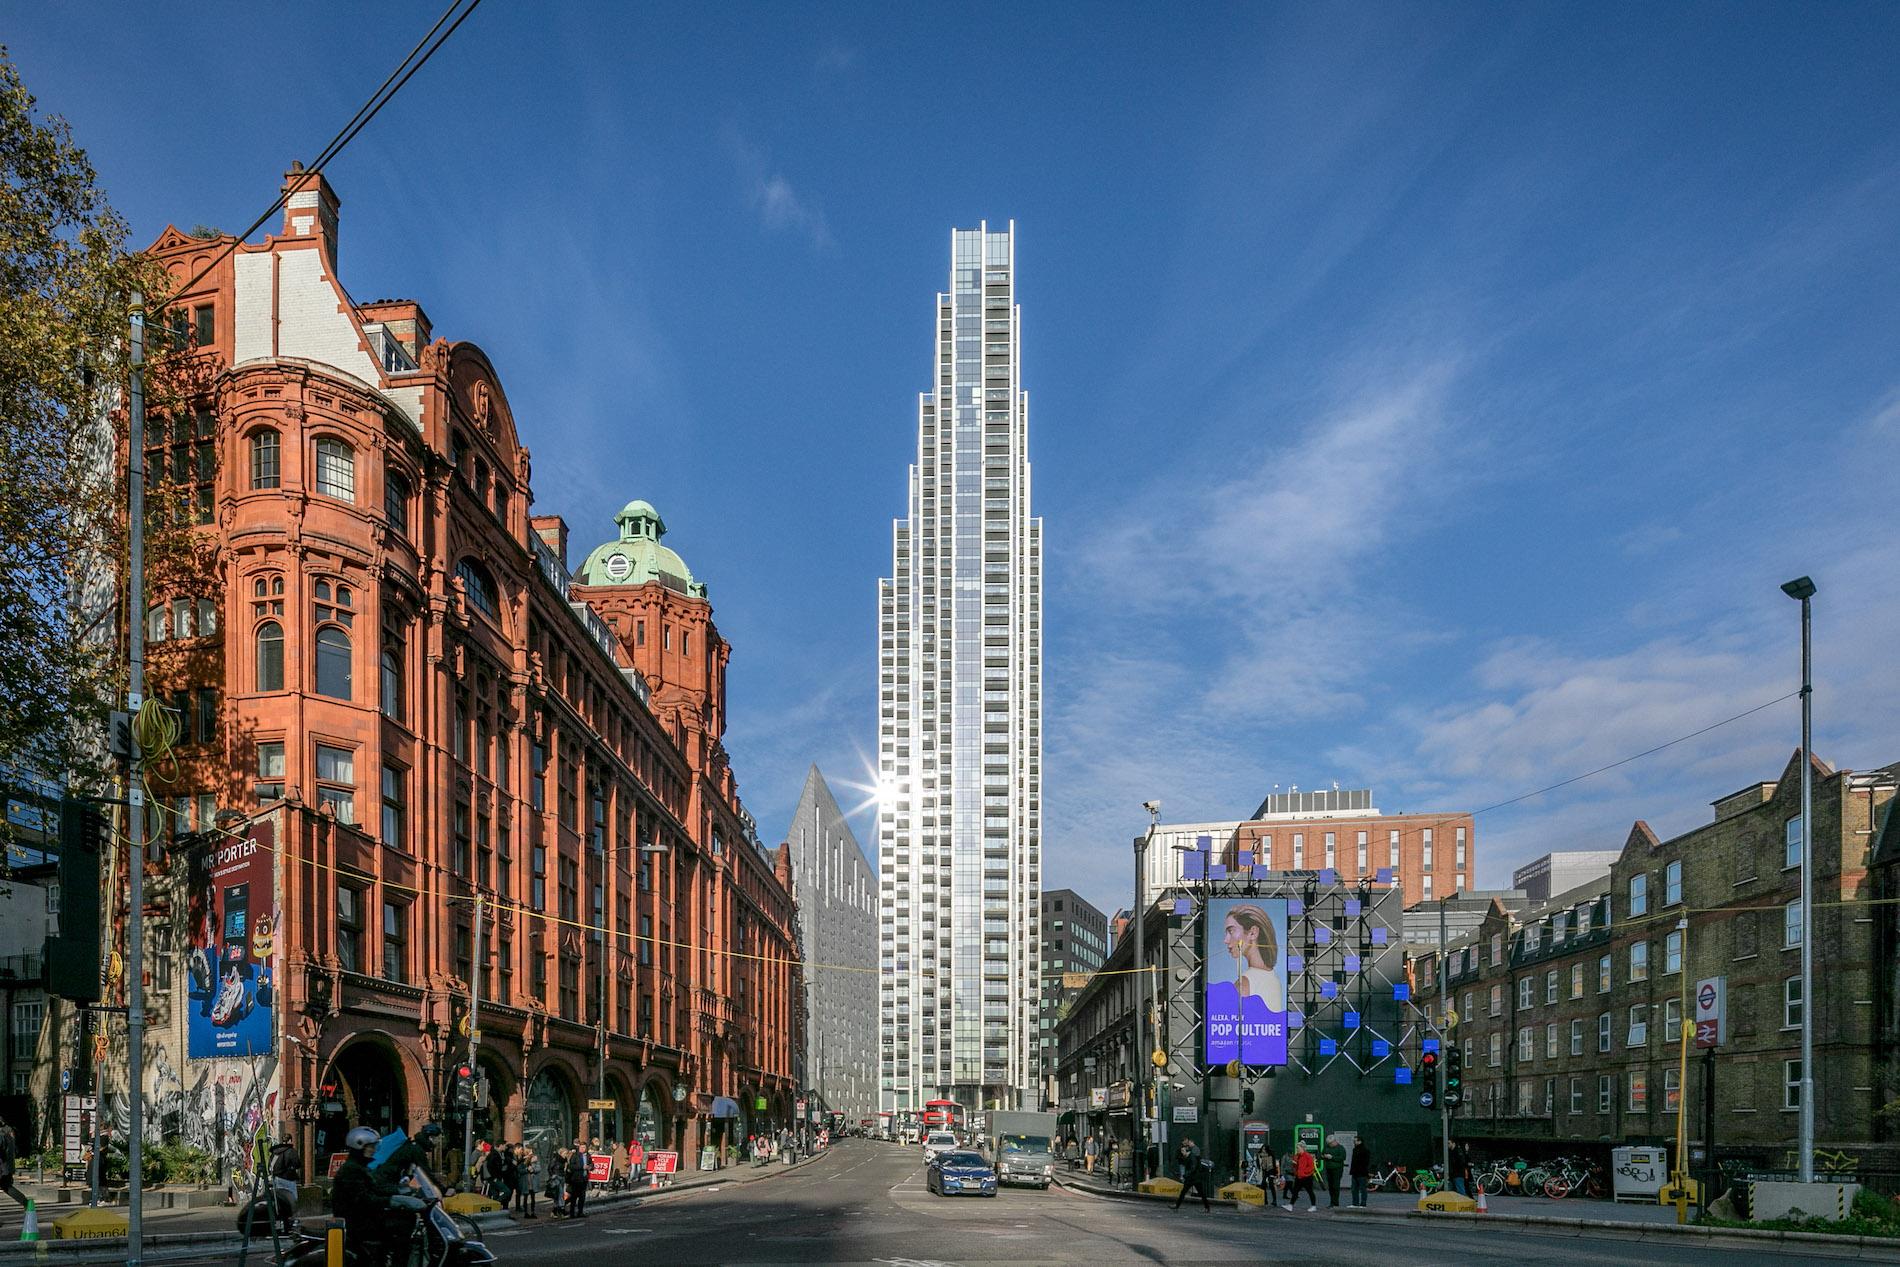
[1414,752,1898,1172]
[1037,889,1106,1105]
[785,767,877,1127]
[1403,889,1531,953]
[1512,850,1620,904]
[40,166,803,1176]
[878,223,1043,1113]
[1147,790,1476,909]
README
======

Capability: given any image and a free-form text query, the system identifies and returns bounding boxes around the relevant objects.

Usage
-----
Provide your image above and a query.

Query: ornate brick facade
[133,165,800,1170]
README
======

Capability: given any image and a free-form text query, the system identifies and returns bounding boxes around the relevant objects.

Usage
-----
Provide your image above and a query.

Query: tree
[0,47,157,792]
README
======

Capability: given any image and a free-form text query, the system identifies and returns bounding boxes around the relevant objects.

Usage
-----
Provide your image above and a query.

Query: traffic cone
[19,1200,39,1242]
[1475,1188,1488,1214]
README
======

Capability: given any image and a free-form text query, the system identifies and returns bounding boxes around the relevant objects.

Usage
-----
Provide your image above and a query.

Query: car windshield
[940,1152,986,1167]
[926,1134,956,1145]
[1001,1134,1049,1155]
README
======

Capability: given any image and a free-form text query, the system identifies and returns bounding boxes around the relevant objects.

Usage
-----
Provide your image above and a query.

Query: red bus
[921,1099,965,1134]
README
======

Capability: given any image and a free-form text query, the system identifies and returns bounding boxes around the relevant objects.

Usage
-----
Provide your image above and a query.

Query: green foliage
[1698,1188,1900,1240]
[0,45,159,791]
[150,1140,219,1185]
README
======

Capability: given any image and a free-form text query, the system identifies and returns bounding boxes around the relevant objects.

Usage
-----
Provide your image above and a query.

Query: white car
[922,1132,960,1159]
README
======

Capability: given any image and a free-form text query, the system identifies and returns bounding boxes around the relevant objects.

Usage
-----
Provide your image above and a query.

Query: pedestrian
[610,1139,628,1190]
[1170,1139,1211,1212]
[565,1138,590,1218]
[514,1145,538,1218]
[1449,1142,1470,1198]
[1290,1142,1319,1211]
[1263,1145,1285,1209]
[627,1137,646,1190]
[1349,1137,1371,1208]
[546,1147,567,1216]
[1084,1133,1100,1175]
[0,1122,29,1231]
[483,1140,509,1202]
[1324,1135,1346,1208]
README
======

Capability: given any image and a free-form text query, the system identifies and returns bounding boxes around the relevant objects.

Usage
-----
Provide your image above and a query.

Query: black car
[926,1150,998,1197]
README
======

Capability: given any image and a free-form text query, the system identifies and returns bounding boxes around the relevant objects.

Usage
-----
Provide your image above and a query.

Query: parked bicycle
[1366,1161,1413,1193]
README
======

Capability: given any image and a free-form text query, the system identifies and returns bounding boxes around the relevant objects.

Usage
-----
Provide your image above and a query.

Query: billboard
[1203,897,1288,1066]
[186,818,278,1058]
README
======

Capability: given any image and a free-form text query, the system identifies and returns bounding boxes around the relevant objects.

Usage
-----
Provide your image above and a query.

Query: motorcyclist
[373,1122,446,1193]
[330,1127,389,1263]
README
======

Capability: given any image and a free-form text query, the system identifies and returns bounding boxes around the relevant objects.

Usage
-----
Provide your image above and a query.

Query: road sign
[646,1151,679,1174]
[60,1069,71,1092]
[1693,975,1727,1049]
[587,1098,615,1111]
[1418,1092,1436,1110]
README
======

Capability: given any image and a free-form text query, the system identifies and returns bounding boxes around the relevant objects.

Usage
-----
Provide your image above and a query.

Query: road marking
[599,1229,651,1235]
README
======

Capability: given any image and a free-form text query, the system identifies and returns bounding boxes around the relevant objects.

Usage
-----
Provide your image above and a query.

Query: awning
[710,1096,741,1119]
[1056,1111,1077,1125]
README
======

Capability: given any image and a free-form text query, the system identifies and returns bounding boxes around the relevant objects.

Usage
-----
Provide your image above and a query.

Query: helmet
[415,1122,444,1143]
[345,1127,381,1154]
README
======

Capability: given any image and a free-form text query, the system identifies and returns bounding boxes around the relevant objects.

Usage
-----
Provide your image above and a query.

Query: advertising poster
[186,818,278,1058]
[1203,897,1289,1066]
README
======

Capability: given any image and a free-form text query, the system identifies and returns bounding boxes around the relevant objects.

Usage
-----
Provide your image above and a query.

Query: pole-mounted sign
[1693,975,1727,1049]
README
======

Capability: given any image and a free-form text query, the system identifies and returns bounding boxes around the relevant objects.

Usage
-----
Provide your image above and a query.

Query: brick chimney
[530,515,569,567]
[281,162,341,269]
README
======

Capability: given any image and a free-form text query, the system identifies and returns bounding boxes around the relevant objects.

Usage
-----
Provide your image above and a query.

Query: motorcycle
[271,1166,496,1267]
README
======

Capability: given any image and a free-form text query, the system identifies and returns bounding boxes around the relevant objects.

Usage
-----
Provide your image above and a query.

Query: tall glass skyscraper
[879,223,1043,1114]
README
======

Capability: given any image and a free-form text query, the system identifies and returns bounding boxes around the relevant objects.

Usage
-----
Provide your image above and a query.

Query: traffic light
[45,799,105,1003]
[453,1063,476,1109]
[1419,1045,1439,1110]
[1444,1043,1464,1107]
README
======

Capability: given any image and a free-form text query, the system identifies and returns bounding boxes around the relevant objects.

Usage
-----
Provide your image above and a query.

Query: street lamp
[1781,575,1816,1184]
[596,835,671,1140]
[1132,802,1160,1185]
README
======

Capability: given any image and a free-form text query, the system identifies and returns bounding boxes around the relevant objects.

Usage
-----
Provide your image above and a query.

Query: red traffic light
[456,1065,472,1079]
[1421,1050,1439,1068]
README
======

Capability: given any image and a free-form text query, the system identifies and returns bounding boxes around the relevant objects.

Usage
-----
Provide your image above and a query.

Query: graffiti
[1774,1147,1862,1175]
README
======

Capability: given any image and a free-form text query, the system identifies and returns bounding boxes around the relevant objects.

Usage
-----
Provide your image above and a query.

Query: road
[455,1138,1858,1265]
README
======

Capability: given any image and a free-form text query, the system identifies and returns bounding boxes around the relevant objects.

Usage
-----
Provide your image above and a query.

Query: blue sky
[12,3,1898,917]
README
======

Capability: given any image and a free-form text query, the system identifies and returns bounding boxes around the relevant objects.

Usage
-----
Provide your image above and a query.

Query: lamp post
[596,836,671,1141]
[1781,575,1816,1184]
[1132,802,1160,1184]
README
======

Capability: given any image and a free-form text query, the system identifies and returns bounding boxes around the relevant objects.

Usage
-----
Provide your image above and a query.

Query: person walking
[565,1139,591,1218]
[1349,1137,1371,1208]
[546,1147,567,1217]
[1084,1133,1100,1175]
[0,1122,29,1233]
[1324,1135,1346,1208]
[627,1137,646,1189]
[1449,1142,1470,1198]
[1290,1142,1319,1211]
[513,1145,538,1218]
[1170,1139,1211,1212]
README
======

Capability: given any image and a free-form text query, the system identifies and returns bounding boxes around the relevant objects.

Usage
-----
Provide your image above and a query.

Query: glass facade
[880,223,1042,1113]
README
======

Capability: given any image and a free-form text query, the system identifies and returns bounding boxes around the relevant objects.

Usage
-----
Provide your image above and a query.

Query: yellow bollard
[327,1224,343,1267]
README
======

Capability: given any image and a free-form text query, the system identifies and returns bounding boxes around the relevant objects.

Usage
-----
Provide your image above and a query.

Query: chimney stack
[281,161,341,269]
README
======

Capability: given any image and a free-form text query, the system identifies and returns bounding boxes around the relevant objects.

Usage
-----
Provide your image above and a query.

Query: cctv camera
[1142,800,1161,814]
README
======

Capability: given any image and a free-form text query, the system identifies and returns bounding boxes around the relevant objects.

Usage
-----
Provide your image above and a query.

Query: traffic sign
[587,1098,615,1111]
[1693,975,1727,1049]
[1418,1092,1436,1109]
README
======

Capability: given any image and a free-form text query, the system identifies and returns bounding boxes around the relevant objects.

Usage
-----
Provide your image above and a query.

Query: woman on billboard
[1205,901,1287,1065]
[1222,904,1285,1012]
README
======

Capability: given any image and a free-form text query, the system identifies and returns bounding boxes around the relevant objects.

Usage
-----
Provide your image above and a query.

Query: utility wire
[154,0,485,309]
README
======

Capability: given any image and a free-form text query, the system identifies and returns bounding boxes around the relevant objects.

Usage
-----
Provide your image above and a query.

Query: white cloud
[723,125,831,249]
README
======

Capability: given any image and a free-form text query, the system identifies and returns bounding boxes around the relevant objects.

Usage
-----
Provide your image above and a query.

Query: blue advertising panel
[186,819,278,1058]
[1203,897,1289,1066]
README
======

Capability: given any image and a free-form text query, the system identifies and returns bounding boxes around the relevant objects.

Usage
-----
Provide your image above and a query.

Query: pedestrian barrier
[1216,1182,1265,1207]
[1136,1178,1182,1197]
[50,1209,127,1240]
[1417,1190,1477,1214]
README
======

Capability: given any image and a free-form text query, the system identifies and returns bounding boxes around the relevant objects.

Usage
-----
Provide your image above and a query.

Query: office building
[1037,889,1107,1104]
[786,766,878,1126]
[878,223,1043,1113]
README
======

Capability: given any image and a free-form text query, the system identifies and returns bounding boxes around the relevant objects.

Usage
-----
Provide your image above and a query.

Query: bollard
[326,1224,343,1267]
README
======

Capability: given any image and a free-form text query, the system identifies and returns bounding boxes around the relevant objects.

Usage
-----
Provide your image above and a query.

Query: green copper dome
[574,500,707,597]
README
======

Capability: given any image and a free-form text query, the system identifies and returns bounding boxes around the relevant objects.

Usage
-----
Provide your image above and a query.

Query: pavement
[15,1140,1895,1265]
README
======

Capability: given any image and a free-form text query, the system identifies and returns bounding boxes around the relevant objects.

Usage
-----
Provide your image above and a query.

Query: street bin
[1611,1146,1667,1202]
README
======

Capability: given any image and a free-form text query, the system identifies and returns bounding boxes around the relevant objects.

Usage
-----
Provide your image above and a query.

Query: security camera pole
[1132,802,1161,1185]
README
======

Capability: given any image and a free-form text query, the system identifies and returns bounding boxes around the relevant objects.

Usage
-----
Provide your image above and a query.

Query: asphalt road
[456,1138,1863,1266]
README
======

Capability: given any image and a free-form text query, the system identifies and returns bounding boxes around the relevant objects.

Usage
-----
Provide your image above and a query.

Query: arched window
[256,621,284,691]
[456,557,498,617]
[316,626,353,699]
[385,471,411,536]
[147,605,168,643]
[314,437,355,501]
[249,430,280,489]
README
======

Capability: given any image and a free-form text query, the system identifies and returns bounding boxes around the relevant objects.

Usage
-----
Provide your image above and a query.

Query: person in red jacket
[1290,1142,1320,1211]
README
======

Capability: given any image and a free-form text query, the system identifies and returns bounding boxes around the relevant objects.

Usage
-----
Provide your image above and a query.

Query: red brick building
[130,165,800,1171]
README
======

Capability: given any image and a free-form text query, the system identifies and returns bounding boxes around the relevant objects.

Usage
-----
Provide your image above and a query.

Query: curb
[1322,1204,1900,1261]
[1053,1176,1242,1210]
